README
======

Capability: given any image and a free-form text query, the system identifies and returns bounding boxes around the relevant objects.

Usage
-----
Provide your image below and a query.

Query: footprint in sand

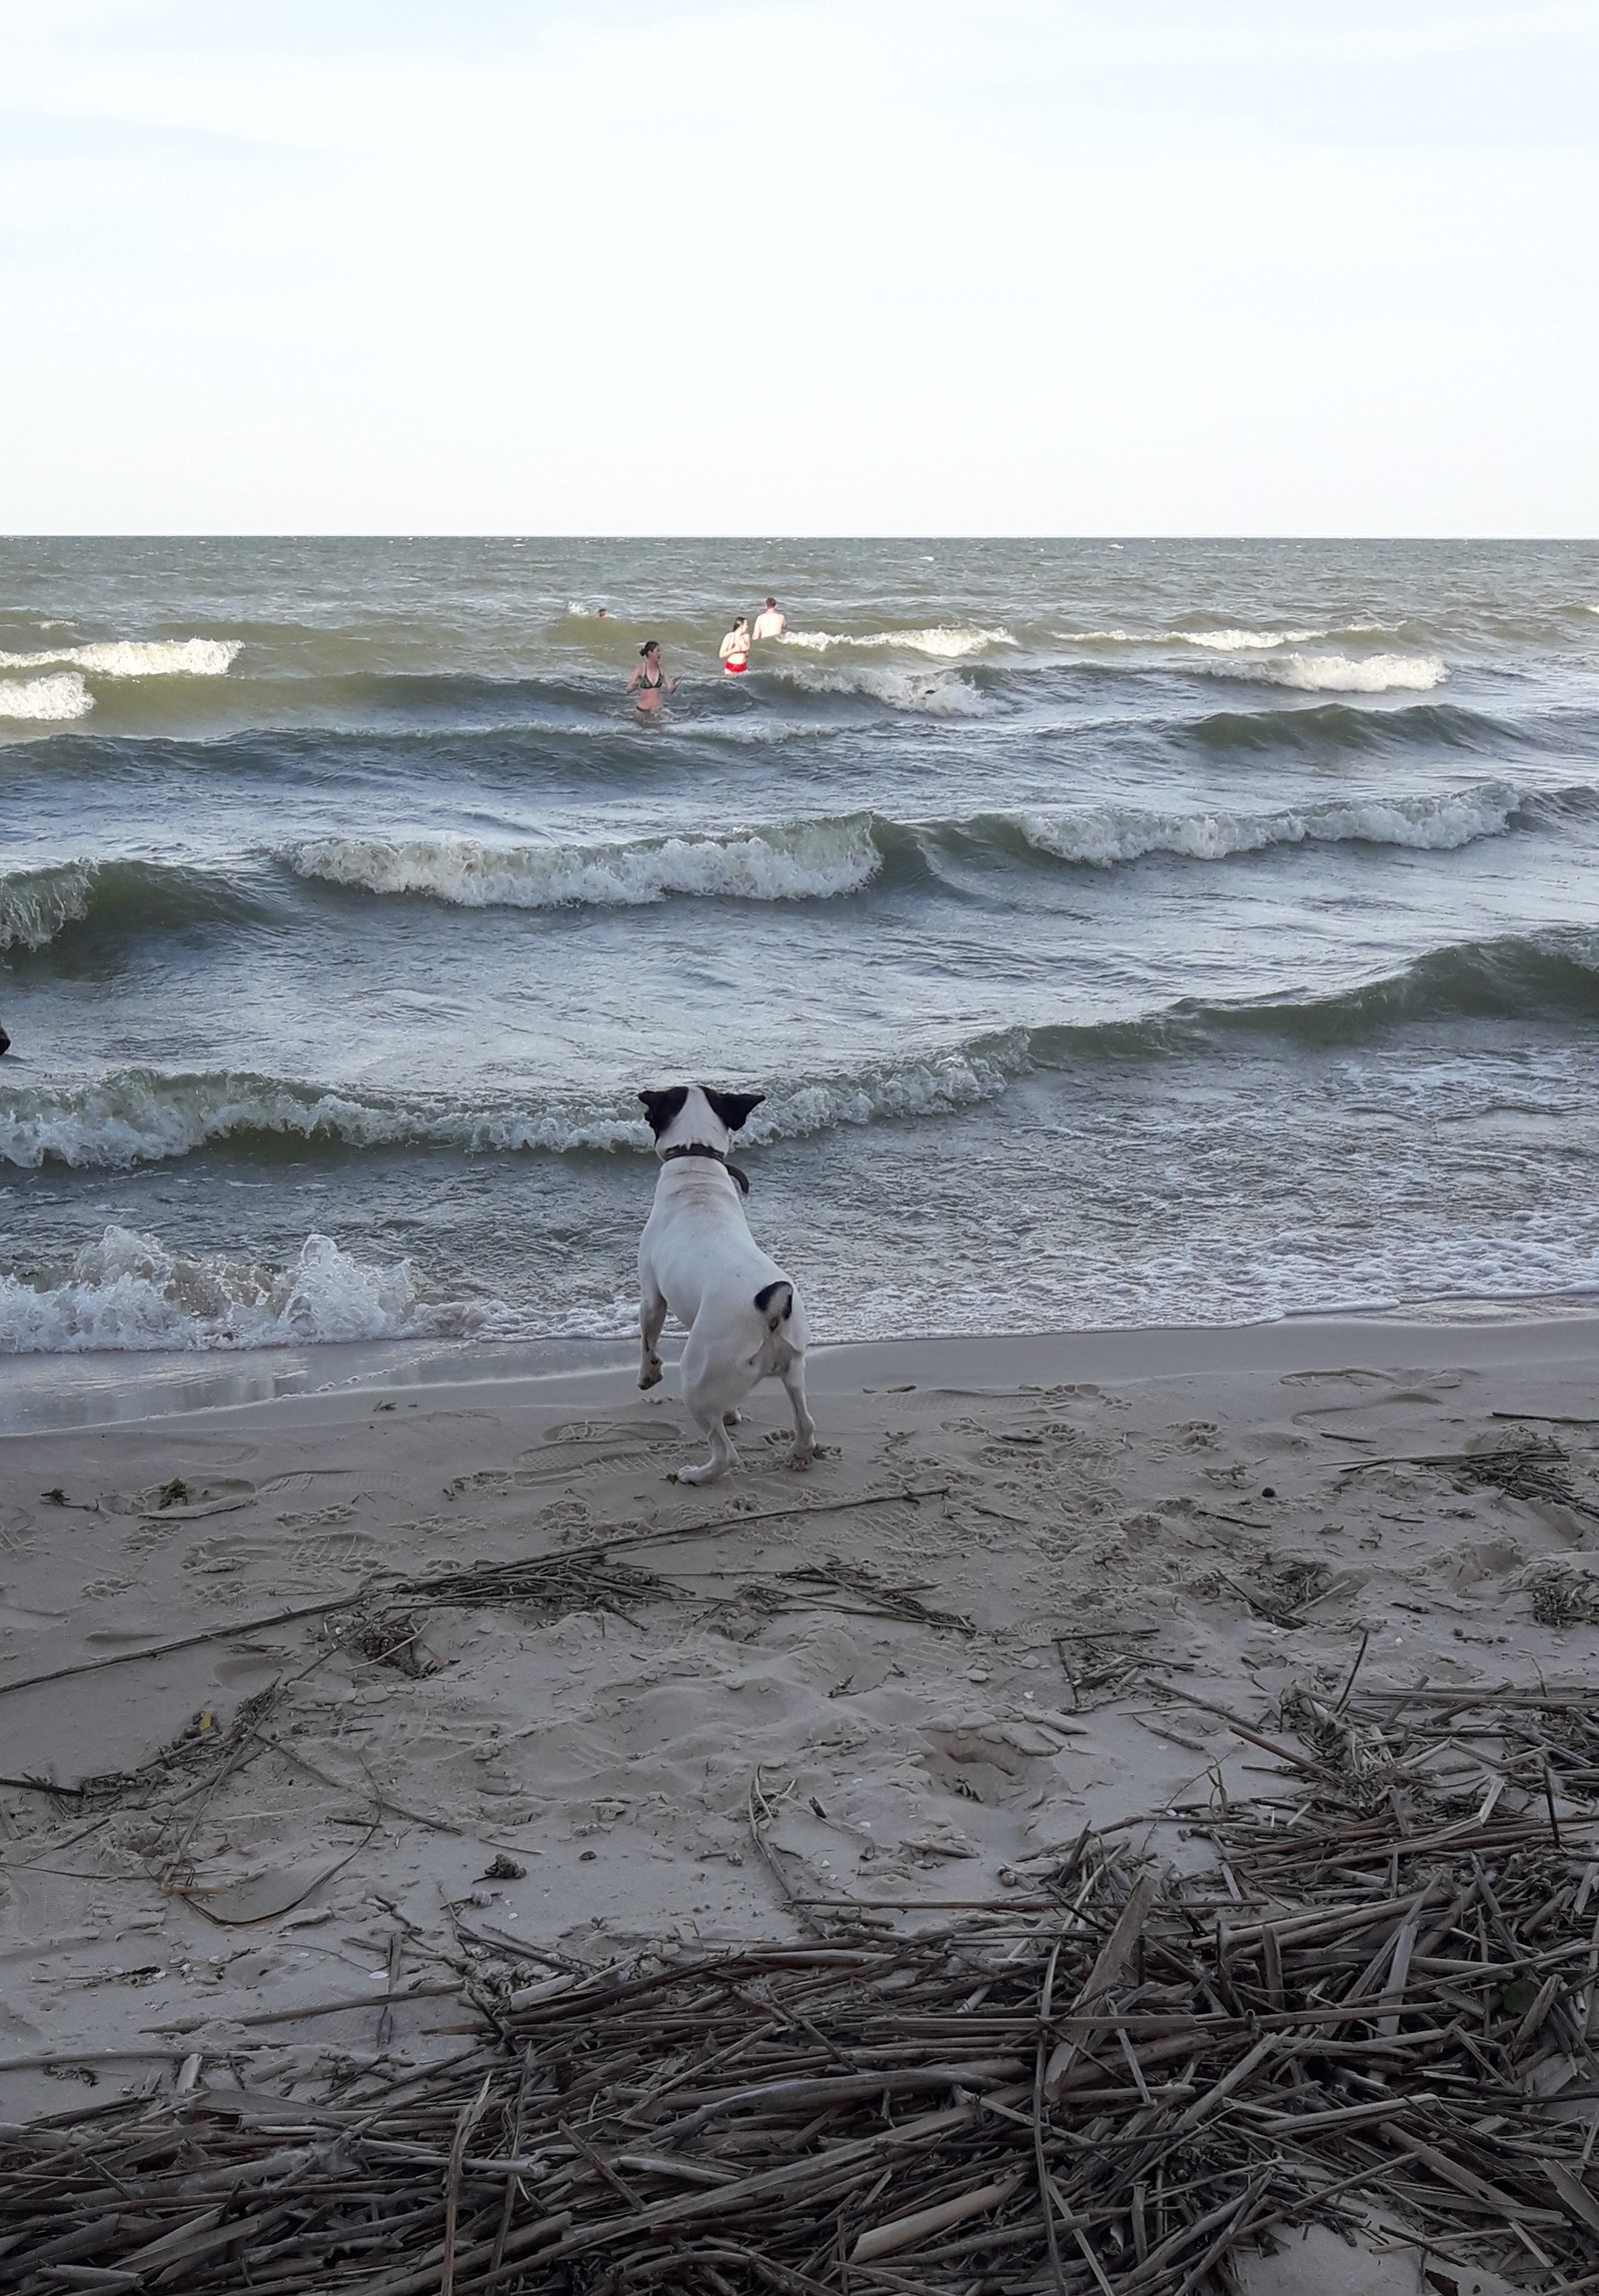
[0,1506,36,1554]
[539,1419,684,1447]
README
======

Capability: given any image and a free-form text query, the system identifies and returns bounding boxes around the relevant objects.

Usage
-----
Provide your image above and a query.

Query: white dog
[637,1085,815,1484]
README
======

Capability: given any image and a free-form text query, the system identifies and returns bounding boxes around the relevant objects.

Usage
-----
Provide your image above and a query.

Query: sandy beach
[2,1312,1597,2285]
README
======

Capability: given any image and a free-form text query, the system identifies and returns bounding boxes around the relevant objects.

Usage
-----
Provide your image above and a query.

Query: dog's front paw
[639,1359,664,1391]
[786,1444,816,1472]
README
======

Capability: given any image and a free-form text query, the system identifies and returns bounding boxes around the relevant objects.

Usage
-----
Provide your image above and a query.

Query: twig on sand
[0,1488,951,1704]
[8,1686,1599,2290]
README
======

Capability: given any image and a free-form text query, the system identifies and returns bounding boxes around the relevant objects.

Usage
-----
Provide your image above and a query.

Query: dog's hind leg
[639,1280,668,1390]
[672,1403,740,1485]
[781,1359,817,1468]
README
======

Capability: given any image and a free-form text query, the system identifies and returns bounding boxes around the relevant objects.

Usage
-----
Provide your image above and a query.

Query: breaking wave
[1177,628,1320,652]
[775,664,989,715]
[284,817,882,909]
[0,858,271,952]
[1246,652,1447,694]
[0,1226,494,1354]
[1058,627,1321,651]
[1010,783,1541,868]
[0,639,241,678]
[0,672,94,722]
[0,862,97,950]
[3,779,1578,960]
[7,929,1596,1172]
[781,626,1013,658]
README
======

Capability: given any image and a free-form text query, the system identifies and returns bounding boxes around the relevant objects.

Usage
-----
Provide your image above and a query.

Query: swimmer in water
[626,640,678,715]
[752,596,786,641]
[720,616,752,676]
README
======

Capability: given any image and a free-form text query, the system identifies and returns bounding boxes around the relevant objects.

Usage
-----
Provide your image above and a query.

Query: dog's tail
[754,1279,795,1333]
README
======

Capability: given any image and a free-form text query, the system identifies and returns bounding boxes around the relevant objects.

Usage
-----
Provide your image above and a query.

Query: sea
[3,537,1598,1386]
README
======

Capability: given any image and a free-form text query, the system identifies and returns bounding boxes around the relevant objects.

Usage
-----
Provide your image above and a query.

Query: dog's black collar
[660,1143,751,1195]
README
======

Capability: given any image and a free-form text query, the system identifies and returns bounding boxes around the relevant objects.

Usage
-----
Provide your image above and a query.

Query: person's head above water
[730,615,749,631]
[765,597,778,610]
[640,640,661,658]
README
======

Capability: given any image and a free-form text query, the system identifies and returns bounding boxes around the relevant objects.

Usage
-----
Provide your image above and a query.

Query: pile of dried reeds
[4,1688,1598,2293]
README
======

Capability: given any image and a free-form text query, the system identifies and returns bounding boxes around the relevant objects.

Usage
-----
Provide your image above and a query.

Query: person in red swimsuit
[719,617,752,676]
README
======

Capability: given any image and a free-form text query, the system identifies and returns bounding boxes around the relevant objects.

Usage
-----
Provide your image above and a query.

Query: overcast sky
[4,1,1596,534]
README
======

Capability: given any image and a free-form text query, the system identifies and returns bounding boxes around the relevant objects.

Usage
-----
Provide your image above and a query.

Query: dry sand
[2,1313,1595,2285]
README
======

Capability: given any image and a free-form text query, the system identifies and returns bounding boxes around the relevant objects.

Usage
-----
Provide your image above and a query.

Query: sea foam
[1177,628,1319,651]
[284,818,880,908]
[781,665,989,715]
[1255,653,1447,694]
[0,1226,491,1354]
[0,673,94,722]
[0,639,241,678]
[1055,627,1320,650]
[782,627,1013,659]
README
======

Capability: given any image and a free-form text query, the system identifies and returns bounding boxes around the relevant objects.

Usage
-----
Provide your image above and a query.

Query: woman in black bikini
[626,640,678,716]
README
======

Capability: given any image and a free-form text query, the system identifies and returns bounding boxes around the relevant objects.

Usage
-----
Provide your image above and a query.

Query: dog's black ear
[702,1088,765,1134]
[638,1086,690,1137]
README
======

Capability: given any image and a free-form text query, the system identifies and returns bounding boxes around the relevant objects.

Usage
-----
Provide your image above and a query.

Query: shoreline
[4,1295,1598,1439]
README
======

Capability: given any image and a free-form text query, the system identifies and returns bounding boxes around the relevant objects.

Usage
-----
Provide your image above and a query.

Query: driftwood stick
[0,1489,950,1705]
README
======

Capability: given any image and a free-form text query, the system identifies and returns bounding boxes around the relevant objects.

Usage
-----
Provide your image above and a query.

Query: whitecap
[283,817,880,909]
[0,639,241,678]
[1254,652,1447,694]
[1014,785,1522,868]
[0,1045,1031,1173]
[1176,628,1319,652]
[0,672,94,722]
[1052,627,1319,649]
[781,626,1013,659]
[780,664,989,715]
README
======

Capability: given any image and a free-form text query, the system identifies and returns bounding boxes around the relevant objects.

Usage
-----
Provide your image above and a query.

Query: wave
[0,672,94,722]
[0,858,270,953]
[0,1053,1017,1171]
[1057,627,1321,651]
[0,862,96,950]
[5,778,1577,958]
[0,639,241,678]
[775,664,989,715]
[1177,628,1319,652]
[1243,652,1447,694]
[1184,699,1512,761]
[6,930,1596,1171]
[0,1226,493,1354]
[284,818,882,909]
[781,627,1013,658]
[1009,783,1543,868]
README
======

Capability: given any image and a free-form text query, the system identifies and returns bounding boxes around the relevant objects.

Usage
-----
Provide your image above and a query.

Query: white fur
[638,1086,816,1484]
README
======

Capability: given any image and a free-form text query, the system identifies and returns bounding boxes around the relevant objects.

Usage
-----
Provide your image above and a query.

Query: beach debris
[0,1490,954,1707]
[1507,1555,1599,1627]
[1342,1432,1599,1523]
[6,1687,1597,2290]
[351,1607,441,1676]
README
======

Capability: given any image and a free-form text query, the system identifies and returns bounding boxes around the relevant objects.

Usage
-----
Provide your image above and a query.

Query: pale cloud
[1,1,1595,532]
